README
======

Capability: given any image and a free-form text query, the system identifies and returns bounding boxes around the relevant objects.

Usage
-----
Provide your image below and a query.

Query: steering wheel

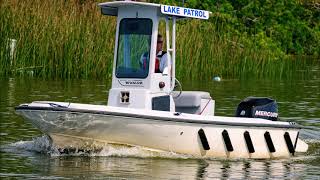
[171,78,182,99]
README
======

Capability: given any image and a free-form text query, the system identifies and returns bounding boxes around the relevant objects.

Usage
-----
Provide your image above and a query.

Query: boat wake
[0,135,194,159]
[1,135,59,156]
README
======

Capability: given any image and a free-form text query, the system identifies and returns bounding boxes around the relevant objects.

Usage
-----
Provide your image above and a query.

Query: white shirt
[157,51,171,73]
[140,51,171,73]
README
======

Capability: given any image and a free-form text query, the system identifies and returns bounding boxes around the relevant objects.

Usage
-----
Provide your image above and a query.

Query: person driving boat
[155,34,170,73]
[140,34,170,73]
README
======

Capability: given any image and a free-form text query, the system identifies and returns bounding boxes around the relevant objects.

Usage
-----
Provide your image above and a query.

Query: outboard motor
[236,97,278,121]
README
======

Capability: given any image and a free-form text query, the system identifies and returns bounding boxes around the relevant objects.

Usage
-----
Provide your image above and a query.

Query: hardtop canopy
[99,1,210,20]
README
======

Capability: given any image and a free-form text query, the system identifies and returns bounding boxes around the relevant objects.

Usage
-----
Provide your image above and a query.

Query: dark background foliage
[152,0,320,56]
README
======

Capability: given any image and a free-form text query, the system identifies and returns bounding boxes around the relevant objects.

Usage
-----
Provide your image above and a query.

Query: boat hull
[15,102,308,159]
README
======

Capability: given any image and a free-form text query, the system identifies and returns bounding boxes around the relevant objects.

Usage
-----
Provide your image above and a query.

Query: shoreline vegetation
[0,0,319,80]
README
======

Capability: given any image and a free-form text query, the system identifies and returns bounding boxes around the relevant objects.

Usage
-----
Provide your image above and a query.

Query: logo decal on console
[118,80,144,87]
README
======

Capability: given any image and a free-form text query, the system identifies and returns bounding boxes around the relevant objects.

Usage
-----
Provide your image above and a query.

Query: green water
[0,67,319,179]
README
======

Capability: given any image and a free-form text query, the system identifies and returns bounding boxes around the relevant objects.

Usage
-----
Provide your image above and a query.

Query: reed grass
[175,19,312,80]
[1,0,115,79]
[0,0,312,80]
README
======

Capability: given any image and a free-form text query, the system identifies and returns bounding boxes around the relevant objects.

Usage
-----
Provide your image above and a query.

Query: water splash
[1,135,60,155]
[0,135,192,159]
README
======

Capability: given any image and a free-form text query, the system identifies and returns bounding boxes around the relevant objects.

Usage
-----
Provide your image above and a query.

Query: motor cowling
[235,97,278,121]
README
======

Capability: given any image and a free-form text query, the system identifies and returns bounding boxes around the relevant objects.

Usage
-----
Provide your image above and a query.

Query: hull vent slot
[198,129,210,150]
[222,130,234,152]
[264,131,276,153]
[244,131,255,153]
[284,132,295,155]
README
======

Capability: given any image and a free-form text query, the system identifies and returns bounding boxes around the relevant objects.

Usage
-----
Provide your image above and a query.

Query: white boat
[15,1,308,159]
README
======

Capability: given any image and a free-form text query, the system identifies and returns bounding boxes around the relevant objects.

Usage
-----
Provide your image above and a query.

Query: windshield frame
[115,18,153,79]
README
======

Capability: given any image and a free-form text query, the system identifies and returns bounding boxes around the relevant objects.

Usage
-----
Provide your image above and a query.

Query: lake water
[0,67,319,179]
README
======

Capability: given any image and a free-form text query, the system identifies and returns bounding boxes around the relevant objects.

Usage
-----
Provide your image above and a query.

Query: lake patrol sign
[161,5,209,20]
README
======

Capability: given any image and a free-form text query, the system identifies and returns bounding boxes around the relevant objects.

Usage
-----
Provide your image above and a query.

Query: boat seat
[174,91,211,114]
